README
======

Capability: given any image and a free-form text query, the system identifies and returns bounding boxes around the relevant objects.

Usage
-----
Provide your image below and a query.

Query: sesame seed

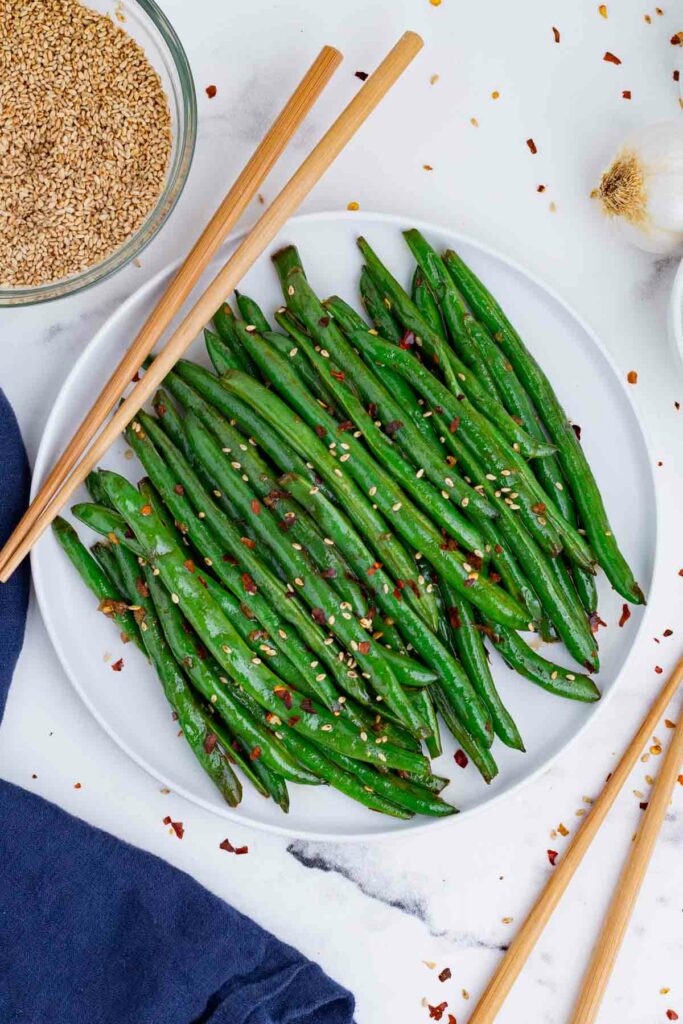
[289,347,298,357]
[171,594,179,604]
[287,285,295,296]
[392,502,402,512]
[416,468,425,478]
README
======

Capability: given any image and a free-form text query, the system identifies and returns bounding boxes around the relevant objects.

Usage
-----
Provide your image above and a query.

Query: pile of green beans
[54,229,641,821]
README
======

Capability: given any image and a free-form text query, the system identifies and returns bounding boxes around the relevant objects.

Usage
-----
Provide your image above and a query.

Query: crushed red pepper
[589,613,607,634]
[618,604,631,628]
[655,666,663,674]
[552,26,560,42]
[603,51,622,64]
[205,84,217,98]
[428,1003,448,1021]
[249,746,262,761]
[438,967,452,983]
[449,417,461,433]
[219,838,248,854]
[675,70,681,82]
[526,138,537,154]
[241,573,257,595]
[622,90,632,99]
[537,184,546,193]
[111,658,124,672]
[203,732,218,754]
[354,70,368,81]
[547,849,558,865]
[454,749,468,768]
[666,1012,679,1021]
[627,370,638,384]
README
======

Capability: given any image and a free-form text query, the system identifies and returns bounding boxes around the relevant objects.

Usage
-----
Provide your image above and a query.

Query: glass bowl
[0,0,197,307]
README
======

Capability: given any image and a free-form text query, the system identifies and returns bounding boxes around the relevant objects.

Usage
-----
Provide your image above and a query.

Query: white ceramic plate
[32,212,657,840]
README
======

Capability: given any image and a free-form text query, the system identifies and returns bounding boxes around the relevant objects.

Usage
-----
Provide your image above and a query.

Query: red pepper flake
[242,573,257,595]
[206,84,217,98]
[537,184,546,193]
[140,504,153,516]
[358,640,371,655]
[627,370,638,384]
[338,420,354,432]
[163,815,172,825]
[399,330,415,349]
[589,612,607,634]
[392,587,402,601]
[235,845,249,855]
[314,424,326,438]
[329,369,344,383]
[547,849,558,866]
[571,423,582,441]
[448,1017,457,1024]
[428,1003,448,1021]
[454,749,468,768]
[679,569,683,577]
[197,575,208,589]
[355,70,368,81]
[251,499,261,516]
[671,33,683,45]
[134,577,149,599]
[423,164,433,171]
[438,967,452,982]
[368,403,378,419]
[274,686,293,710]
[170,821,184,839]
[639,801,649,810]
[311,607,326,625]
[675,71,681,82]
[655,665,663,674]
[367,562,382,576]
[249,746,262,761]
[618,604,631,628]
[449,417,461,433]
[526,138,537,155]
[111,658,124,672]
[195,643,208,661]
[622,90,632,99]
[155,401,166,416]
[288,715,301,726]
[679,775,683,786]
[666,1012,679,1021]
[552,26,560,42]
[664,629,673,637]
[299,697,316,714]
[219,837,235,852]
[448,606,462,629]
[203,732,218,754]
[464,578,476,588]
[240,536,256,550]
[73,782,82,789]
[223,553,238,565]
[173,483,184,495]
[320,567,337,579]
[131,370,141,383]
[531,502,547,514]
[385,419,404,435]
[603,51,622,64]
[184,559,196,573]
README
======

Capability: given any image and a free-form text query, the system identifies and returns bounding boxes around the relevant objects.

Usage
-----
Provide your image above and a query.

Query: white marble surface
[2,1,683,1021]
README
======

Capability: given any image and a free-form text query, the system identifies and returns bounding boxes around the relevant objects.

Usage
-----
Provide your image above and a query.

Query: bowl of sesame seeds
[0,0,196,306]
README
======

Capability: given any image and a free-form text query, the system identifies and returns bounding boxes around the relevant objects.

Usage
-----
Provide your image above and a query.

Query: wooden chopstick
[0,30,423,583]
[0,44,342,575]
[569,677,683,1024]
[467,654,683,1024]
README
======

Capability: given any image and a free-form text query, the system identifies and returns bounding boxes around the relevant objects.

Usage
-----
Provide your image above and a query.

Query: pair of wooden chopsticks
[0,31,424,582]
[467,655,683,1024]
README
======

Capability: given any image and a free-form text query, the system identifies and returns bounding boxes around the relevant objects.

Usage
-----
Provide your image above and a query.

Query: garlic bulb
[594,121,683,255]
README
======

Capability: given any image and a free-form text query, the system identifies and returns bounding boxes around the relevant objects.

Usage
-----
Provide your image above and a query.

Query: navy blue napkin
[0,390,355,1024]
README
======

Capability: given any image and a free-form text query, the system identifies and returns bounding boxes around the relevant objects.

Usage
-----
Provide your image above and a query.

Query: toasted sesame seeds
[287,285,295,296]
[416,468,425,478]
[392,502,402,512]
[171,593,179,604]
[1,0,172,287]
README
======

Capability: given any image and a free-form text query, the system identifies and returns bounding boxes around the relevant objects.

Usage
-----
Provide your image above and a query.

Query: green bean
[102,469,432,776]
[109,535,244,805]
[182,409,431,738]
[484,619,601,702]
[360,265,403,342]
[142,564,316,786]
[53,516,144,651]
[90,540,128,597]
[235,290,271,334]
[410,688,442,758]
[431,684,499,784]
[357,236,557,460]
[442,247,643,604]
[273,310,487,554]
[282,471,495,749]
[126,412,373,708]
[221,355,530,632]
[326,748,455,817]
[205,328,241,376]
[440,578,524,751]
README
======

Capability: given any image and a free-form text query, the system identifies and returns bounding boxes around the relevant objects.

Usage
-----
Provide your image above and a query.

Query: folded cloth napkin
[0,389,355,1024]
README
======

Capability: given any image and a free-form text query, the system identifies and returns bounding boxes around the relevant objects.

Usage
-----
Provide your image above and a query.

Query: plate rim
[31,209,661,842]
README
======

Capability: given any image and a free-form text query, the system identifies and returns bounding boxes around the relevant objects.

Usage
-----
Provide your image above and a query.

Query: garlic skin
[595,121,683,255]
